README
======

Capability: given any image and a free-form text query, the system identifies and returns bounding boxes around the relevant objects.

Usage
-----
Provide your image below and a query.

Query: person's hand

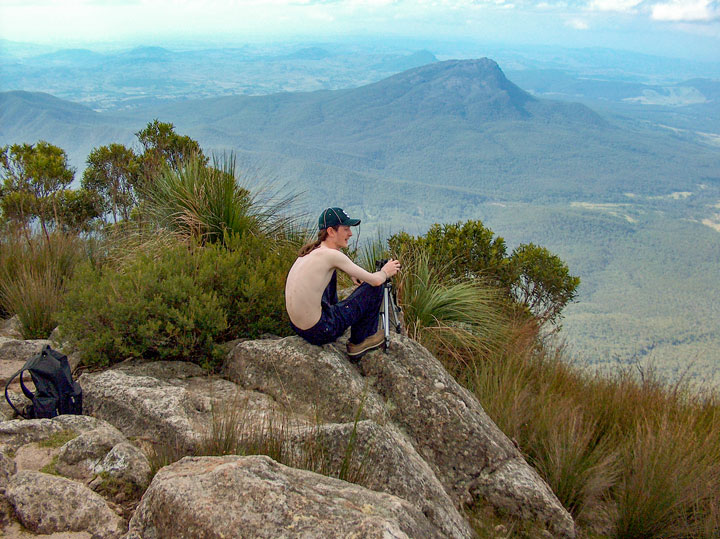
[382,259,401,278]
[352,276,362,286]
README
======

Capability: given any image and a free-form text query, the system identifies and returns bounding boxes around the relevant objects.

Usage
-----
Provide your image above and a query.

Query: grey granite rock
[225,336,388,423]
[79,366,301,453]
[285,420,474,538]
[360,334,576,538]
[6,470,125,537]
[127,454,443,538]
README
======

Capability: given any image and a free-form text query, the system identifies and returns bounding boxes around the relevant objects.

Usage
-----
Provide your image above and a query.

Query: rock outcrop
[227,335,576,537]
[128,455,444,538]
[225,337,388,423]
[361,334,576,537]
[0,316,23,340]
[78,366,303,453]
[285,420,473,538]
[0,330,577,538]
[0,414,152,536]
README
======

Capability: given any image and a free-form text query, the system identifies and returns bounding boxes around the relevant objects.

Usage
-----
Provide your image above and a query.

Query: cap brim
[346,218,361,226]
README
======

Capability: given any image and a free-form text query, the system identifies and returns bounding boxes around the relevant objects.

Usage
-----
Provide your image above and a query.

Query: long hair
[298,226,337,256]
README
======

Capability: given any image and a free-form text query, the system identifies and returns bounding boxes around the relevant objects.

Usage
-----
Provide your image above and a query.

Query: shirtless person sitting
[285,207,401,359]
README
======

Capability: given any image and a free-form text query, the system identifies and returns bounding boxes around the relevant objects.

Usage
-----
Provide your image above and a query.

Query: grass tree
[143,153,299,246]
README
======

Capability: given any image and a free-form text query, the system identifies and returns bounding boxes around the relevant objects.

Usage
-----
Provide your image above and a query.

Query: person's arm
[329,250,400,287]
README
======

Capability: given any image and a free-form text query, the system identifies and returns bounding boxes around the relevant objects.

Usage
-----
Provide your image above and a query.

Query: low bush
[61,248,227,369]
[194,233,297,341]
[60,233,295,369]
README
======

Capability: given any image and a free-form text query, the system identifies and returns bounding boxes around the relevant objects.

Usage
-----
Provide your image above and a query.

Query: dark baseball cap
[318,207,361,230]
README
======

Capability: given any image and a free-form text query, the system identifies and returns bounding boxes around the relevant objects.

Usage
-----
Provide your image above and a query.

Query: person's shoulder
[316,246,350,263]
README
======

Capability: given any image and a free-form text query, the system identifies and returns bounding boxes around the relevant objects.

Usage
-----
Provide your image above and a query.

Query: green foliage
[0,141,75,237]
[53,188,103,232]
[143,154,254,243]
[135,119,207,192]
[39,455,60,476]
[389,220,579,327]
[38,430,78,448]
[60,232,295,369]
[194,234,296,340]
[355,232,390,273]
[142,153,299,246]
[391,220,510,284]
[509,243,580,326]
[93,471,145,502]
[0,141,105,237]
[60,244,228,369]
[393,245,508,364]
[82,143,139,223]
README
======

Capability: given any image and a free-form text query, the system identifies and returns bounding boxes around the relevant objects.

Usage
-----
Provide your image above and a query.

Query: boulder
[0,451,16,487]
[223,334,575,537]
[225,336,388,423]
[112,359,207,380]
[0,414,150,501]
[79,366,303,454]
[285,420,473,538]
[6,470,125,537]
[55,422,128,480]
[92,442,151,491]
[0,415,117,456]
[127,454,443,538]
[0,316,23,340]
[0,390,30,421]
[360,334,576,538]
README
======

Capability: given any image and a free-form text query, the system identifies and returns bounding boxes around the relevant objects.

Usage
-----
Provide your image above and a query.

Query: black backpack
[4,345,83,419]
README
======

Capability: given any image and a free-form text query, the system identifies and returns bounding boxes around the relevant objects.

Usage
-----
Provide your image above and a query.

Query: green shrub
[388,220,579,327]
[61,245,228,369]
[195,233,296,340]
[60,233,295,369]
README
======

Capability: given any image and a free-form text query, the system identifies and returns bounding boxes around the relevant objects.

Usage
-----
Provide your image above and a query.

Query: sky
[0,0,718,60]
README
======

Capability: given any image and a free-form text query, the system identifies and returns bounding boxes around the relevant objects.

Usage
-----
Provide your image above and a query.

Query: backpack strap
[4,368,33,419]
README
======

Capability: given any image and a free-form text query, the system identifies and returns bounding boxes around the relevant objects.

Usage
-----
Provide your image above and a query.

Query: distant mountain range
[2,58,718,204]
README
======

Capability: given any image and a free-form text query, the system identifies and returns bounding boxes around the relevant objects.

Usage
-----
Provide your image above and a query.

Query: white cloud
[651,0,720,21]
[566,18,590,27]
[588,0,644,12]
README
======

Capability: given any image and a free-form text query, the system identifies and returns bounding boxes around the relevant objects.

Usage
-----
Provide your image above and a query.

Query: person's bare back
[285,246,383,329]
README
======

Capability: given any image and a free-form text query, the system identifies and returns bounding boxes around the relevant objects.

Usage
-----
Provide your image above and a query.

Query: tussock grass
[457,316,720,537]
[148,392,372,487]
[393,247,508,365]
[0,230,83,338]
[143,154,300,246]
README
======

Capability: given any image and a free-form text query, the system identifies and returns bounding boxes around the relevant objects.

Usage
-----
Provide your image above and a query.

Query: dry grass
[147,392,372,487]
[457,316,720,538]
[0,230,83,338]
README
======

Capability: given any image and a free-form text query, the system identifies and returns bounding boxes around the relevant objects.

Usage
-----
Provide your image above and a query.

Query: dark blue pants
[290,271,384,346]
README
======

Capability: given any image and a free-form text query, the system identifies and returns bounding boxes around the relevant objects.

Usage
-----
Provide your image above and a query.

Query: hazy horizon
[0,0,718,62]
